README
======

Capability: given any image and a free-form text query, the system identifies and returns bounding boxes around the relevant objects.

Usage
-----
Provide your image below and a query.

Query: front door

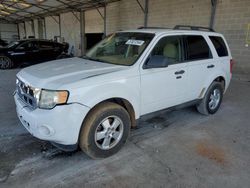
[140,35,188,115]
[13,41,39,64]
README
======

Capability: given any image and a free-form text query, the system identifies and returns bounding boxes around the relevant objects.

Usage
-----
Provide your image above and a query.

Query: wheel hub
[95,116,124,150]
[209,88,221,110]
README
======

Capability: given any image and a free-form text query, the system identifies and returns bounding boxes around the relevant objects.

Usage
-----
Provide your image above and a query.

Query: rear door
[140,35,188,115]
[209,35,231,85]
[184,35,214,101]
[38,41,58,62]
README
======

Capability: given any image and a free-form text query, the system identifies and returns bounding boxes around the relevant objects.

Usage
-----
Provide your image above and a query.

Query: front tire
[0,55,13,69]
[79,102,131,159]
[196,82,224,115]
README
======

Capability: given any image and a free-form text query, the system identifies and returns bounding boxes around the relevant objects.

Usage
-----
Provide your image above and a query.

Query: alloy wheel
[95,115,124,150]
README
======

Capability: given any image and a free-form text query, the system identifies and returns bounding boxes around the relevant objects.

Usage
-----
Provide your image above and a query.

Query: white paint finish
[140,63,188,115]
[60,12,81,56]
[17,57,127,89]
[14,94,89,145]
[15,29,232,145]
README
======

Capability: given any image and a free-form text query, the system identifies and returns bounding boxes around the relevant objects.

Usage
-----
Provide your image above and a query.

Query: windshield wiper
[82,56,111,64]
[82,56,97,61]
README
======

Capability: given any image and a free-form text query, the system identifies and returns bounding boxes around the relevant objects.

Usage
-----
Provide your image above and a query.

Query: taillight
[230,59,234,74]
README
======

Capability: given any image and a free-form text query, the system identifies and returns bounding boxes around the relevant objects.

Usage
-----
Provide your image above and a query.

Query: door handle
[207,64,215,68]
[175,70,185,75]
[176,76,182,79]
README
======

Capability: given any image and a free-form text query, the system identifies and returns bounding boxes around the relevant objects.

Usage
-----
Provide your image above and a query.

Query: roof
[0,0,120,23]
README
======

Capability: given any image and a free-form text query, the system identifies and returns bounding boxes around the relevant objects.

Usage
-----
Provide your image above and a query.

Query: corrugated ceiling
[0,0,120,23]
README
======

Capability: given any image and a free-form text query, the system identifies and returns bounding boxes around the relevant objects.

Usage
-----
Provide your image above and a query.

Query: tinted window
[186,35,211,61]
[39,41,54,49]
[151,36,182,65]
[19,41,38,50]
[209,36,228,57]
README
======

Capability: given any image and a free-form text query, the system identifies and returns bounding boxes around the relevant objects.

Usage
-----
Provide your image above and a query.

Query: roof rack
[138,26,172,30]
[174,25,215,32]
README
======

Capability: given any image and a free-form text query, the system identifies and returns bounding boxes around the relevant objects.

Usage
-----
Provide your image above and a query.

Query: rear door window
[39,41,54,50]
[185,35,212,61]
[209,36,228,57]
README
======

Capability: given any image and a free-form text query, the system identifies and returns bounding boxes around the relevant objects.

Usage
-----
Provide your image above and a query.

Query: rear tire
[0,55,13,69]
[79,102,131,159]
[196,82,223,115]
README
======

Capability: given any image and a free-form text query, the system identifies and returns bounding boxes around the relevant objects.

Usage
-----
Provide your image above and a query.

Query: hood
[0,47,10,52]
[17,57,127,89]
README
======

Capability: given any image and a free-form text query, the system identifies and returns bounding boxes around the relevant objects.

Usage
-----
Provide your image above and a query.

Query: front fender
[68,77,141,119]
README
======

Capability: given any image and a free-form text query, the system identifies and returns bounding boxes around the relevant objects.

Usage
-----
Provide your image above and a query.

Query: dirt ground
[0,69,250,188]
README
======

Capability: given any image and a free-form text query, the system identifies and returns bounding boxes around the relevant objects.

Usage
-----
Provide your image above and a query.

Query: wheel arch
[83,97,137,129]
[201,74,227,98]
[213,76,226,90]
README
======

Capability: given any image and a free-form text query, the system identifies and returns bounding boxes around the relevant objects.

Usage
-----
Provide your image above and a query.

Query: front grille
[16,79,38,109]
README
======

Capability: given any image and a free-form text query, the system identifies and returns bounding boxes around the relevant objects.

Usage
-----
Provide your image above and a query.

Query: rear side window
[185,35,211,61]
[209,36,228,57]
[39,41,54,50]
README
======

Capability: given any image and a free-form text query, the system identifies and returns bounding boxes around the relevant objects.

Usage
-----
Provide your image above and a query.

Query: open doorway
[86,33,104,50]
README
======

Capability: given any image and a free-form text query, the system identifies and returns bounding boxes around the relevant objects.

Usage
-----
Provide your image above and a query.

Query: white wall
[85,9,104,33]
[60,12,81,56]
[24,21,34,38]
[18,23,26,39]
[0,23,18,42]
[106,0,144,34]
[34,19,39,38]
[45,16,60,40]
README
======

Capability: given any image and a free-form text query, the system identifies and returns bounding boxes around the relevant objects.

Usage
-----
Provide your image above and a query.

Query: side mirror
[143,55,169,69]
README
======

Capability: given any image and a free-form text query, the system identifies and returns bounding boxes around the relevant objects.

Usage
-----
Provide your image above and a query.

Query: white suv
[14,26,233,158]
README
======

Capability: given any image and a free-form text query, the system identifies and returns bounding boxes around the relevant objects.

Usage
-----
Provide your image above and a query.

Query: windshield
[7,41,21,48]
[85,32,155,66]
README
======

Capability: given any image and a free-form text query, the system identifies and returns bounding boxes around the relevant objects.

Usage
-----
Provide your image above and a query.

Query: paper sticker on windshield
[126,40,145,46]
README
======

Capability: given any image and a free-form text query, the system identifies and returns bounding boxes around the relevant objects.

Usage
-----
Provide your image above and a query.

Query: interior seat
[163,43,179,62]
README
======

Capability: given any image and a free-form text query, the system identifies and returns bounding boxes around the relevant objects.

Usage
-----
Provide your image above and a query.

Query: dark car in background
[0,39,68,69]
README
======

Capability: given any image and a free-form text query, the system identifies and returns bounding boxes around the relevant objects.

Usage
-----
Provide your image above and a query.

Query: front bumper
[14,93,90,145]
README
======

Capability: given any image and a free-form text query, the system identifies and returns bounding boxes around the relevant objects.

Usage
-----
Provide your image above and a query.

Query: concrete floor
[0,69,250,188]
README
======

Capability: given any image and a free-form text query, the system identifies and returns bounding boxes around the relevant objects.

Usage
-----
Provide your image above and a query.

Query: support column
[23,22,27,39]
[43,18,47,39]
[80,10,86,56]
[210,0,217,29]
[38,19,44,39]
[144,0,149,27]
[104,4,107,37]
[58,14,62,39]
[17,23,20,40]
[31,20,35,37]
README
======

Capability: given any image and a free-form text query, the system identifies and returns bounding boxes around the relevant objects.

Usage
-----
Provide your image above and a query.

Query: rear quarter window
[185,35,212,61]
[209,36,228,57]
[39,41,54,50]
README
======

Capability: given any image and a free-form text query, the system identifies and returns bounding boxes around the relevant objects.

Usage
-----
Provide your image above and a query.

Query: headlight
[38,90,69,109]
